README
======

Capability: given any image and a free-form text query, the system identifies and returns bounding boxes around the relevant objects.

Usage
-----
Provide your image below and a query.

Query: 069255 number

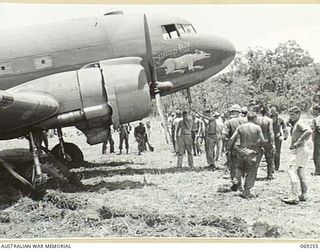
[300,244,319,248]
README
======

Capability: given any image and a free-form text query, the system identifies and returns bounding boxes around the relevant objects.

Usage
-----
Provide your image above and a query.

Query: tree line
[159,40,320,114]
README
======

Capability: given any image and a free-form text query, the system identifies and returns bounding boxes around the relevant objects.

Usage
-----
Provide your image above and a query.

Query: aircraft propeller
[143,14,170,144]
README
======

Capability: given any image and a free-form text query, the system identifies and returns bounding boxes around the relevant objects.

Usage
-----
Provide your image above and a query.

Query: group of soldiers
[167,103,320,204]
[101,121,153,156]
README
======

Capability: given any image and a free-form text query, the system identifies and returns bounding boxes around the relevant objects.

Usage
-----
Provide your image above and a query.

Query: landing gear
[28,131,47,185]
[0,128,84,202]
[51,128,84,168]
[51,143,84,168]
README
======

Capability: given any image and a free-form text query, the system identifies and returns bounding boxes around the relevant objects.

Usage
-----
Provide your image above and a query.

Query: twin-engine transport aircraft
[0,11,235,185]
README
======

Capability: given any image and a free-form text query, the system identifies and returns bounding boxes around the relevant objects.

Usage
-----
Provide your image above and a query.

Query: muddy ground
[0,118,319,239]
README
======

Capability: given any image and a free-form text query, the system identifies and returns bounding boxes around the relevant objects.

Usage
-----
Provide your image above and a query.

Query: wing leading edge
[0,90,59,135]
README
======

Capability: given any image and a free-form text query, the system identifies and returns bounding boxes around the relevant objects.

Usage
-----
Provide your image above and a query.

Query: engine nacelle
[11,57,150,145]
[76,57,151,144]
[100,58,151,129]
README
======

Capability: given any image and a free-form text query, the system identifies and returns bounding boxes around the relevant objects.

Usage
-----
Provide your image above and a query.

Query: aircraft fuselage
[0,12,235,142]
[0,13,235,93]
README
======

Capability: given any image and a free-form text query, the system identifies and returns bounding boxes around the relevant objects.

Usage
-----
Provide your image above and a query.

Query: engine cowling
[33,57,151,145]
[76,57,151,144]
[100,57,151,129]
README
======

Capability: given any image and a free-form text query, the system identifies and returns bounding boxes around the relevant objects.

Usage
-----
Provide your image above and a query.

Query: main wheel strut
[29,131,44,183]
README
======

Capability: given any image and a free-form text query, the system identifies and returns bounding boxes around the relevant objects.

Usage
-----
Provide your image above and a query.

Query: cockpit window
[182,24,196,33]
[161,23,196,40]
[176,24,185,34]
[161,24,179,40]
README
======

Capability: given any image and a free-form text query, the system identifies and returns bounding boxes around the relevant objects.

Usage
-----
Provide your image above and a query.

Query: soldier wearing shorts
[282,106,312,205]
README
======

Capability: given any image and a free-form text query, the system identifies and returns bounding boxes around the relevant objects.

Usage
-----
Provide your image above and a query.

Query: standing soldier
[168,112,175,145]
[194,109,217,170]
[176,110,194,168]
[270,105,288,171]
[102,129,115,154]
[282,106,312,205]
[214,112,224,161]
[227,112,266,198]
[221,111,230,153]
[256,106,275,180]
[173,110,183,154]
[134,122,146,155]
[118,123,131,154]
[224,104,247,190]
[191,114,202,156]
[144,119,154,152]
[311,105,320,176]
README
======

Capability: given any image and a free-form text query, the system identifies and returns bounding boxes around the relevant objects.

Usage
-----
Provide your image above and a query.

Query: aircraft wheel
[51,143,84,168]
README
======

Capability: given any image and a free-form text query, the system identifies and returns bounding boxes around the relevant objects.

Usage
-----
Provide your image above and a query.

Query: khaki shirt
[203,118,216,135]
[173,117,183,137]
[224,116,247,139]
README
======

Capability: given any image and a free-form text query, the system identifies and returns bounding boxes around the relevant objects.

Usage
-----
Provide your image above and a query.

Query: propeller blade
[143,14,157,84]
[143,14,170,144]
[155,93,170,144]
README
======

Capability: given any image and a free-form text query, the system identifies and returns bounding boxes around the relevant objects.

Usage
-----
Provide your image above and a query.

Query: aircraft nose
[208,34,236,70]
[191,33,235,77]
[217,36,236,63]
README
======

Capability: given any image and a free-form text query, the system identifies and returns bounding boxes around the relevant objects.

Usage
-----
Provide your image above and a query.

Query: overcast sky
[1,3,320,62]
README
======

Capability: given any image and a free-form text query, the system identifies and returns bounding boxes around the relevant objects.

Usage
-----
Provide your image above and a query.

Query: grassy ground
[0,116,319,239]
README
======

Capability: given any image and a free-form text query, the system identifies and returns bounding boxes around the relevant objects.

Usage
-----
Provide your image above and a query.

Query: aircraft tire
[51,143,84,168]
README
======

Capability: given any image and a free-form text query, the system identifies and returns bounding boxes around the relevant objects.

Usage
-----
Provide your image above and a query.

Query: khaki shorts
[289,146,309,167]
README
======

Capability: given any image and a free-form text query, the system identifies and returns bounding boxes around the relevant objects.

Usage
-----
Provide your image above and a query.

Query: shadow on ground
[78,166,217,179]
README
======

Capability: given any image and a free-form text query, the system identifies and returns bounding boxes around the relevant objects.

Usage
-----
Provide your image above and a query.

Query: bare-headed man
[270,105,288,171]
[282,106,312,205]
[227,112,266,198]
[256,106,275,180]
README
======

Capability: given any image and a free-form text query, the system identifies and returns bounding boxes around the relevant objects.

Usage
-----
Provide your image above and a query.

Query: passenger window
[183,24,196,33]
[161,24,180,40]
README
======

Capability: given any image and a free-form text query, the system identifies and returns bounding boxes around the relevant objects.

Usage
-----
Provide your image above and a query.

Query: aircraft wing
[0,90,59,132]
